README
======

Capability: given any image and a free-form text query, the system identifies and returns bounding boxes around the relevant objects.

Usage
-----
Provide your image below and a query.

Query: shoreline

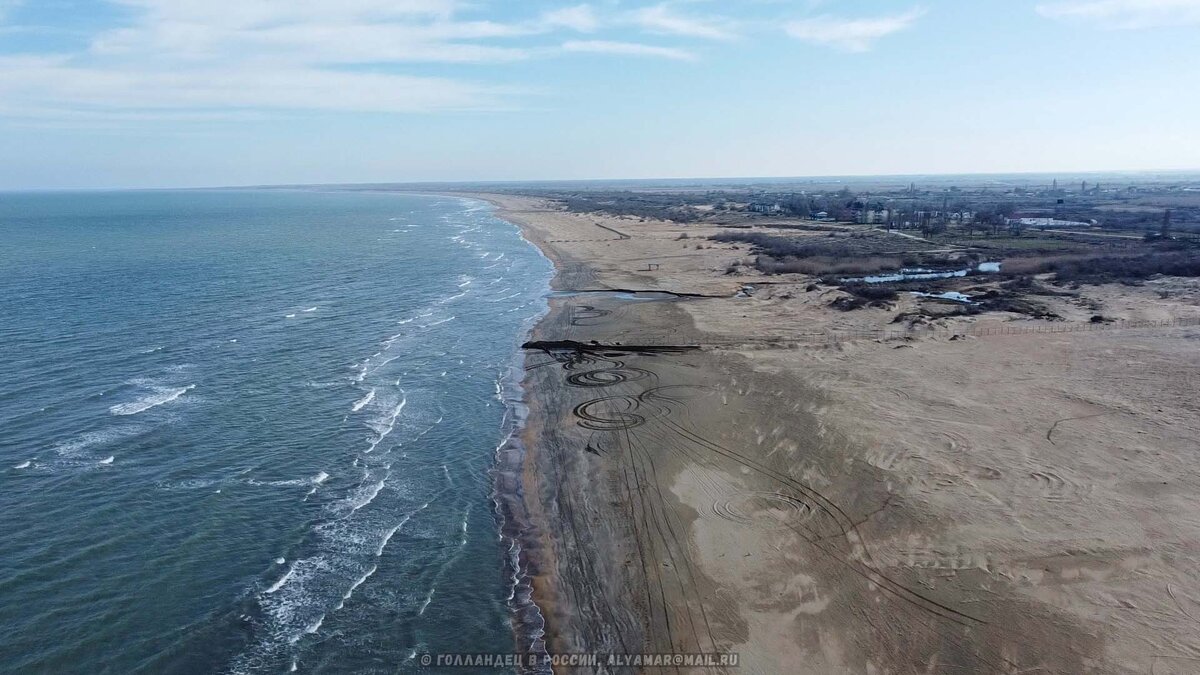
[464,192,556,670]
[476,191,759,663]
[468,191,646,660]
[468,193,579,661]
[467,190,1200,673]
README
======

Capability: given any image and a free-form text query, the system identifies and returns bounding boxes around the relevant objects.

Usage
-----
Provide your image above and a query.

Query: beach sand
[473,193,1200,674]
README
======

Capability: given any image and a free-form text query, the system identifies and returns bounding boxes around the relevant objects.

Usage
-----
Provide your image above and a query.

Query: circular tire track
[561,354,619,371]
[573,396,646,431]
[712,491,817,530]
[566,367,652,388]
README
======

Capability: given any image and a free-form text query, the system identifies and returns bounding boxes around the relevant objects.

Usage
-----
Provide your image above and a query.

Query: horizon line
[4,167,1200,193]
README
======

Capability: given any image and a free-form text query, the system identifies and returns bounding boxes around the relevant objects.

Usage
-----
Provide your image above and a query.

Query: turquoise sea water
[0,190,553,673]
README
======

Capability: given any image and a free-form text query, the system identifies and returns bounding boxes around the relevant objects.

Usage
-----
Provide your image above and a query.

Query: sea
[0,190,554,673]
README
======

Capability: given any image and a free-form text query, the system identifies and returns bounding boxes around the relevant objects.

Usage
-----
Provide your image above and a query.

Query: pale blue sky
[0,0,1198,189]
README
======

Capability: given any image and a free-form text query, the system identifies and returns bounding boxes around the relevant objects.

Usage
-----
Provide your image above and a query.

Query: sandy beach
[472,192,1200,674]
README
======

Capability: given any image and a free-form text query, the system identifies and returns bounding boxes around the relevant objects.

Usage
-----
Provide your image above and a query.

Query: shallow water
[845,261,1002,284]
[0,190,553,673]
[911,291,975,304]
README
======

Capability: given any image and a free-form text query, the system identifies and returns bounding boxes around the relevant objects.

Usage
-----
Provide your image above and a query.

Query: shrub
[1049,252,1200,284]
[754,255,901,276]
[829,283,900,311]
[843,283,900,302]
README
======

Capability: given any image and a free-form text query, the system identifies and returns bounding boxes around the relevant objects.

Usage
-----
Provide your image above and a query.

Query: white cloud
[562,39,696,60]
[1036,0,1200,28]
[785,8,926,52]
[629,4,735,40]
[0,1,769,120]
[92,1,536,63]
[542,4,600,33]
[108,0,463,28]
[0,55,513,116]
[0,0,543,118]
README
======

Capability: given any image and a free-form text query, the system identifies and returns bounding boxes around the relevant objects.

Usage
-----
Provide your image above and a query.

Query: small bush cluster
[755,255,902,276]
[829,283,900,311]
[710,232,856,258]
[1047,252,1200,284]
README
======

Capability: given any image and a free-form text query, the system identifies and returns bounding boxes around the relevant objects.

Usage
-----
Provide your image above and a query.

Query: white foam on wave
[248,472,329,488]
[343,474,389,515]
[285,314,296,319]
[377,519,407,557]
[334,564,377,610]
[504,538,520,602]
[420,316,455,329]
[288,615,324,644]
[99,456,114,465]
[265,565,295,594]
[418,588,435,616]
[351,389,375,412]
[238,552,344,665]
[14,461,31,469]
[53,426,143,458]
[364,353,403,377]
[458,504,471,546]
[302,307,318,313]
[376,501,430,556]
[436,290,468,305]
[109,385,194,416]
[157,477,221,491]
[365,395,406,454]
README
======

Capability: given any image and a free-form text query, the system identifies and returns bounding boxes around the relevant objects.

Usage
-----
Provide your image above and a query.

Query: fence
[577,316,1200,350]
[769,316,1200,346]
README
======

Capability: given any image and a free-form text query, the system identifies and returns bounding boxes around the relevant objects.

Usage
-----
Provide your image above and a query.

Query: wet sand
[473,193,1200,674]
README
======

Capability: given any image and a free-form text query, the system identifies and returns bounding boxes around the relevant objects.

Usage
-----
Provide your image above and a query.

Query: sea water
[0,189,553,673]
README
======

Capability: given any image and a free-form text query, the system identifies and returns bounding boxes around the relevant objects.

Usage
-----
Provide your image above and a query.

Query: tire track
[565,358,719,661]
[553,344,980,661]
